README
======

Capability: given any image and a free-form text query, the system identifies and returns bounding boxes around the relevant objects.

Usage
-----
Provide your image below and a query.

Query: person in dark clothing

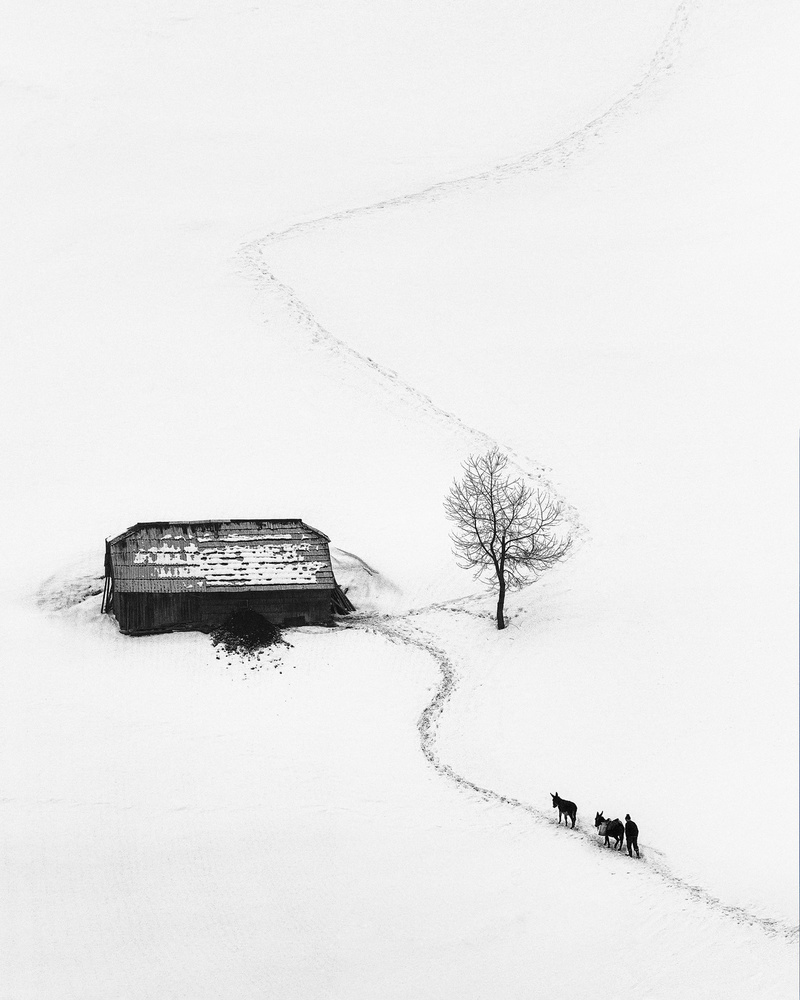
[624,814,640,858]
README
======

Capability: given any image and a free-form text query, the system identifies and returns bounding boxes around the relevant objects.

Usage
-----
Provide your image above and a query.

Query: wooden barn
[102,519,354,635]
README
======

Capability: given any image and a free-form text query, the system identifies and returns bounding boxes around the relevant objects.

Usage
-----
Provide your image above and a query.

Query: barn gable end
[104,519,343,635]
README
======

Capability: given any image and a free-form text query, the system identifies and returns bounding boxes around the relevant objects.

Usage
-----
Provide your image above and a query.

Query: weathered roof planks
[104,519,350,635]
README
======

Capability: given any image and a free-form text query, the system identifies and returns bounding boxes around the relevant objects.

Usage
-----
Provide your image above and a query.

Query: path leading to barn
[8,597,796,1000]
[235,0,799,955]
[346,610,800,946]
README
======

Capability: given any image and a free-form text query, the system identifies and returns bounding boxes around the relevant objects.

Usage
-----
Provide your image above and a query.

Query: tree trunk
[495,541,507,630]
[496,579,506,630]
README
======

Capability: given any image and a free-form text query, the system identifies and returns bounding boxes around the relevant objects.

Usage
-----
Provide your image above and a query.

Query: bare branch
[444,448,574,628]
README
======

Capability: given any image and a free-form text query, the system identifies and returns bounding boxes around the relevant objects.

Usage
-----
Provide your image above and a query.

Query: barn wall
[115,589,334,635]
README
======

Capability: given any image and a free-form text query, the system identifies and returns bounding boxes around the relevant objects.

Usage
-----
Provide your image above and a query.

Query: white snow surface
[3,0,798,997]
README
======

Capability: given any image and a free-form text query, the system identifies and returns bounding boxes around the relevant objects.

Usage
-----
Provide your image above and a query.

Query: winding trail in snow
[353,613,800,945]
[239,0,696,515]
[239,0,797,950]
[245,1,692,246]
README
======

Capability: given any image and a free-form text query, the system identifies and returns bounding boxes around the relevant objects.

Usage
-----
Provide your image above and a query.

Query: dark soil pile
[210,609,291,659]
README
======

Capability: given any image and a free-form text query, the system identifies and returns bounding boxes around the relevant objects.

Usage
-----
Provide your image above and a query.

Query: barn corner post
[100,539,113,615]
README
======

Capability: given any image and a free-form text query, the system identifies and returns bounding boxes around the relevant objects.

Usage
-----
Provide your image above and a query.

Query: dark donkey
[594,811,624,850]
[551,792,577,828]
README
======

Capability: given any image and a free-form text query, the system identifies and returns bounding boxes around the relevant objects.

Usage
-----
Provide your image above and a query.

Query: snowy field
[3,1,799,997]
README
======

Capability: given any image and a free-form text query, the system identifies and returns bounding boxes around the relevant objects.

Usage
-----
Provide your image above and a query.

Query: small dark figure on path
[625,814,640,858]
[594,811,624,850]
[551,792,577,828]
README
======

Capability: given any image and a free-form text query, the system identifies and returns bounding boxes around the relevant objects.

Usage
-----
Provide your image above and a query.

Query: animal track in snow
[353,613,799,945]
[241,0,797,950]
[239,0,697,515]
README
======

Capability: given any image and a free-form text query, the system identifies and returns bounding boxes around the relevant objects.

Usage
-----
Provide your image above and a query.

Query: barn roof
[108,518,330,546]
[107,519,335,593]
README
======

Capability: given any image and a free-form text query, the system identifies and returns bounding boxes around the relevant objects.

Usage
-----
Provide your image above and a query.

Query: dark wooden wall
[115,589,334,635]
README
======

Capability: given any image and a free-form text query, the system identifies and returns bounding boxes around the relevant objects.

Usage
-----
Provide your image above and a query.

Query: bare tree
[444,448,573,629]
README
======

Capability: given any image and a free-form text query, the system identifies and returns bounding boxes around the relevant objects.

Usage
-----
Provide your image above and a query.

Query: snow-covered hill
[2,0,798,996]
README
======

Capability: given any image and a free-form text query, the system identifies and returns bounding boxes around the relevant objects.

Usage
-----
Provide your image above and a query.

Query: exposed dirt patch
[210,609,293,660]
